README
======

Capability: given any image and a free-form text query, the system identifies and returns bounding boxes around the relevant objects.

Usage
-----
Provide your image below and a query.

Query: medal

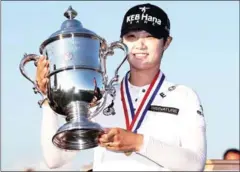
[120,70,165,156]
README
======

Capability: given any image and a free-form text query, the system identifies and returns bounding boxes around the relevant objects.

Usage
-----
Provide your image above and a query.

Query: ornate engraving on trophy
[64,52,73,61]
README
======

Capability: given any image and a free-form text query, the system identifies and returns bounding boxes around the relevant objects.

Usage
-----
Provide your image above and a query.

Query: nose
[134,38,147,50]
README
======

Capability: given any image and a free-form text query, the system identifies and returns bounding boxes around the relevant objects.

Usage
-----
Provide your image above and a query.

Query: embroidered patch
[149,105,179,115]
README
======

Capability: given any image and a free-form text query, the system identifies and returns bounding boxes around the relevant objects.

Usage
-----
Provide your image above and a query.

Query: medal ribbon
[120,70,165,133]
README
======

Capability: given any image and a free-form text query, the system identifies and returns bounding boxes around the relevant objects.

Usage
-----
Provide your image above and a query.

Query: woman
[36,3,207,171]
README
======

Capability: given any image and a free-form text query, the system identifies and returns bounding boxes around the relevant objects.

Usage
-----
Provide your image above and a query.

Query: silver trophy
[19,6,128,150]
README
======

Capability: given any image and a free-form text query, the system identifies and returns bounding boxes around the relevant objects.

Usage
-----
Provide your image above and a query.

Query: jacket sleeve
[41,103,77,169]
[136,87,207,171]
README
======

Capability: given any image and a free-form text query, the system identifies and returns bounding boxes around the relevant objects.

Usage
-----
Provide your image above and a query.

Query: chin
[128,58,159,71]
[130,63,153,71]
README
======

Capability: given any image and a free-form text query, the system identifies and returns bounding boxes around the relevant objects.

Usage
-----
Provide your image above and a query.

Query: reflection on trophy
[19,6,128,150]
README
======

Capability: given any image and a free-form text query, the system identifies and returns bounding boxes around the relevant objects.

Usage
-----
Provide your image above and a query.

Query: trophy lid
[39,6,105,54]
[49,6,97,37]
[40,6,102,53]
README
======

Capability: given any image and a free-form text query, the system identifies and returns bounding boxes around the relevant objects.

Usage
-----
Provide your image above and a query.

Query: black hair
[163,35,169,44]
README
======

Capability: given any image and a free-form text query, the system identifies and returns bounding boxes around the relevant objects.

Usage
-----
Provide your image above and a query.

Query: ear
[163,36,173,51]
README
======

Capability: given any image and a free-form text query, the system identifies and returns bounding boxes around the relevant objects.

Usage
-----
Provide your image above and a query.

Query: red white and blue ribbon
[120,70,165,133]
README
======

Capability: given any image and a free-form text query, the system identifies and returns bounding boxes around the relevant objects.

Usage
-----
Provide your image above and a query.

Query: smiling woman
[122,30,171,79]
[37,3,207,171]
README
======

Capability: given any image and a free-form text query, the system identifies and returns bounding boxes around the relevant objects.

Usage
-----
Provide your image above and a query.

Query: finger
[37,56,46,67]
[39,59,47,71]
[36,58,47,80]
[45,60,50,67]
[106,128,119,141]
[98,141,107,147]
[42,78,49,86]
[40,67,48,80]
[105,142,132,153]
[38,78,48,94]
[98,130,106,138]
[38,55,45,63]
[43,78,49,86]
[98,134,109,143]
[44,78,49,94]
[113,134,121,142]
[41,55,46,60]
[107,141,121,148]
[103,128,110,133]
[42,59,48,68]
[45,67,50,77]
[97,128,110,142]
[105,142,121,151]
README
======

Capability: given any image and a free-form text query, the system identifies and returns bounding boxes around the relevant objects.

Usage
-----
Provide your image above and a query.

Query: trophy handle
[19,53,47,107]
[106,41,128,87]
[88,41,128,120]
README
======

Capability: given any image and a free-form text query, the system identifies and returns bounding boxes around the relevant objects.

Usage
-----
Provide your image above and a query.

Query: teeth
[134,53,147,57]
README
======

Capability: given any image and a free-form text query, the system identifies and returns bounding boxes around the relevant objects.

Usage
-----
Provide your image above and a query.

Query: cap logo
[126,6,162,26]
[139,6,150,13]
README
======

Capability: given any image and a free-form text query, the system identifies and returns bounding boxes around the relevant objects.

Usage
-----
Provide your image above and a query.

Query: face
[122,30,172,71]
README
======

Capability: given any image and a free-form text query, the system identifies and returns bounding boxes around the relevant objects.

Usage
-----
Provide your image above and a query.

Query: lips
[133,53,149,59]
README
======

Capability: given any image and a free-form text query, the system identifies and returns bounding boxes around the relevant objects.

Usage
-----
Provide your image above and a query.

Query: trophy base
[52,118,103,150]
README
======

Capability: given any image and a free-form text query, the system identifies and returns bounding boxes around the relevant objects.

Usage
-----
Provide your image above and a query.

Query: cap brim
[120,24,168,39]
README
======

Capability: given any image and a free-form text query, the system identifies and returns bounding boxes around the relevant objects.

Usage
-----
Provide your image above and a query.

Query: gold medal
[124,151,132,156]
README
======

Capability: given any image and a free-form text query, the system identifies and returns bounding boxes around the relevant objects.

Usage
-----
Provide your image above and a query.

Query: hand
[36,56,49,95]
[98,127,143,152]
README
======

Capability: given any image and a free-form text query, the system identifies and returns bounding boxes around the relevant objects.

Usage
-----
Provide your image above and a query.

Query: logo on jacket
[149,105,179,115]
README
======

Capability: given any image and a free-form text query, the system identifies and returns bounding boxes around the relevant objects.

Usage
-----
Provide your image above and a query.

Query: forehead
[226,152,240,159]
[124,30,151,35]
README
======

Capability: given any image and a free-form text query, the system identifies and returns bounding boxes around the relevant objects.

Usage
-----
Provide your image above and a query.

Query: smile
[133,53,149,58]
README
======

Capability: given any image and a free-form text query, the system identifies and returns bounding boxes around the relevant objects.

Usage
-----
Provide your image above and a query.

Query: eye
[145,35,156,41]
[124,34,137,41]
[126,34,135,38]
[146,34,154,38]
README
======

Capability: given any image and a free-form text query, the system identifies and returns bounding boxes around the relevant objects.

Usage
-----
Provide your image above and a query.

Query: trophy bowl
[19,6,128,150]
